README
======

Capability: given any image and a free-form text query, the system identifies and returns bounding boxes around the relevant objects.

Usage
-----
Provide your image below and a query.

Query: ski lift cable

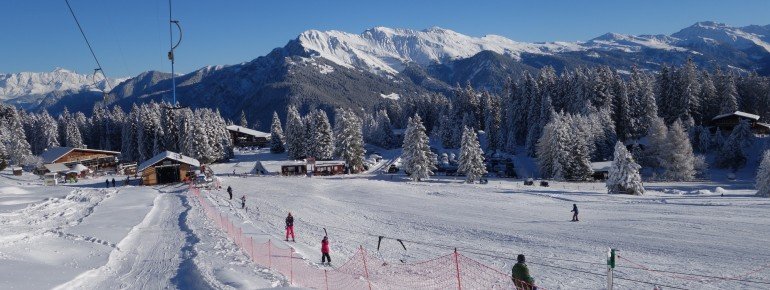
[63,0,112,93]
[167,0,182,107]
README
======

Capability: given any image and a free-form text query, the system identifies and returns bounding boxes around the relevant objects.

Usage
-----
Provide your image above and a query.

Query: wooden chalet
[312,161,346,176]
[226,125,270,147]
[40,147,120,174]
[138,151,200,185]
[590,161,612,181]
[711,111,770,135]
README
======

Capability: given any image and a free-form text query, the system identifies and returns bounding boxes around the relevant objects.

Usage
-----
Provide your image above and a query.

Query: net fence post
[454,248,462,290]
[360,245,372,290]
[290,248,294,285]
[324,269,329,290]
[268,239,272,269]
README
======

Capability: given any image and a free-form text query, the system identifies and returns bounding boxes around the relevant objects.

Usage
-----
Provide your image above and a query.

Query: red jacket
[321,239,330,253]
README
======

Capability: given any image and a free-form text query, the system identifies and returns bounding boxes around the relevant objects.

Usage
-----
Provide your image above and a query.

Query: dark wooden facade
[141,160,193,185]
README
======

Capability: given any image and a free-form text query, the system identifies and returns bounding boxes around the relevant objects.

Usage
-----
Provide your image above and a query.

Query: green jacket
[512,262,535,289]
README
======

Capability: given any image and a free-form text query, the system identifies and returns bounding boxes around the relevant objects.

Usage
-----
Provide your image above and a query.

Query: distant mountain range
[3,21,770,129]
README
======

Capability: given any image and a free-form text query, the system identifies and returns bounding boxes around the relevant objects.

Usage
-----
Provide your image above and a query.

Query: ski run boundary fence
[187,184,537,289]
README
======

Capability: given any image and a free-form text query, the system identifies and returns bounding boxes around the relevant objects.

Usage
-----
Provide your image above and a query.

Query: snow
[297,27,582,75]
[1,149,770,289]
[379,93,400,100]
[227,125,271,138]
[712,110,761,121]
[0,68,126,101]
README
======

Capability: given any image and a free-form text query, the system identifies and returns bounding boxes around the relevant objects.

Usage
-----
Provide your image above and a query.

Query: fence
[187,184,531,289]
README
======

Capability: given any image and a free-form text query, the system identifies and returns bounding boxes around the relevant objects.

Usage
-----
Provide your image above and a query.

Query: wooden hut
[711,111,770,135]
[313,161,346,176]
[138,151,200,185]
[226,125,270,147]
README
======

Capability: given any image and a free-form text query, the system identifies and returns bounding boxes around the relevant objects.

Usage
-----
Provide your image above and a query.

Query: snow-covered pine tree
[536,112,569,179]
[285,106,305,160]
[312,110,334,160]
[713,127,725,149]
[108,106,125,152]
[715,72,739,114]
[402,114,436,181]
[1,106,33,165]
[121,106,139,161]
[642,117,668,172]
[698,126,712,152]
[661,120,696,181]
[64,117,85,149]
[756,150,770,197]
[240,110,248,128]
[731,119,754,149]
[458,126,487,183]
[607,141,644,195]
[565,114,594,181]
[334,108,366,173]
[628,67,658,139]
[269,111,285,153]
[715,132,747,171]
[374,109,395,149]
[36,111,59,154]
[698,71,718,120]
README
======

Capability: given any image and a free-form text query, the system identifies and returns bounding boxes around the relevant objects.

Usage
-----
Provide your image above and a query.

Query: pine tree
[716,72,739,114]
[37,111,59,153]
[698,126,712,152]
[64,117,85,149]
[642,117,668,172]
[312,110,334,160]
[661,120,696,181]
[713,127,726,149]
[716,133,747,171]
[269,112,285,153]
[607,141,644,195]
[537,112,569,179]
[240,110,248,128]
[1,106,33,165]
[334,109,366,173]
[458,126,487,183]
[756,150,770,197]
[402,114,436,181]
[285,106,305,159]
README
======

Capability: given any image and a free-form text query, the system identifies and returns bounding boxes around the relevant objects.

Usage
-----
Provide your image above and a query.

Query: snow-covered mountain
[0,68,126,107]
[3,21,770,126]
[297,22,770,76]
[298,26,582,74]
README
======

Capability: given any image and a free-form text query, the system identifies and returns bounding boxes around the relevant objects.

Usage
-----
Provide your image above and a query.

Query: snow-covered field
[1,149,769,289]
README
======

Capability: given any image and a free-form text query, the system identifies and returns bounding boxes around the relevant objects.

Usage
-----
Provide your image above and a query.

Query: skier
[285,212,295,242]
[227,186,233,200]
[571,204,579,222]
[106,179,110,188]
[511,254,535,290]
[111,178,116,187]
[241,195,246,209]
[321,236,331,265]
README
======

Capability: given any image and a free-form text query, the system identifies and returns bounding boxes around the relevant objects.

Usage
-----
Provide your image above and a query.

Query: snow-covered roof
[255,160,307,173]
[138,151,200,172]
[226,125,270,138]
[315,160,346,166]
[591,161,613,172]
[70,164,89,172]
[40,147,120,164]
[712,111,760,121]
[44,163,70,173]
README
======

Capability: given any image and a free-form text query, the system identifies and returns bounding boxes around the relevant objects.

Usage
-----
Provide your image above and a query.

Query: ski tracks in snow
[55,191,191,290]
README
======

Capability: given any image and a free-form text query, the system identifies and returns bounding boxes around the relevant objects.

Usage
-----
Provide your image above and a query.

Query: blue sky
[2,0,768,77]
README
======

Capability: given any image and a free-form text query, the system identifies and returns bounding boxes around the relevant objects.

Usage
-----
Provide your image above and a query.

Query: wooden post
[360,245,372,290]
[290,248,294,285]
[454,248,462,290]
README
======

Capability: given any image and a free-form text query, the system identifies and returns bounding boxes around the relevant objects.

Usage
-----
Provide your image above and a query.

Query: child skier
[571,204,579,222]
[511,254,535,290]
[321,236,331,265]
[241,195,246,209]
[285,213,295,242]
[227,186,233,200]
[111,178,116,187]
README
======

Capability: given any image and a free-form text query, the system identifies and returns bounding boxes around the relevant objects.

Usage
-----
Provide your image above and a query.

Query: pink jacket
[321,239,330,253]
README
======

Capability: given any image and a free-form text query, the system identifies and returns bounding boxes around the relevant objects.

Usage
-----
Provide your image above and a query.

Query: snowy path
[54,186,199,289]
